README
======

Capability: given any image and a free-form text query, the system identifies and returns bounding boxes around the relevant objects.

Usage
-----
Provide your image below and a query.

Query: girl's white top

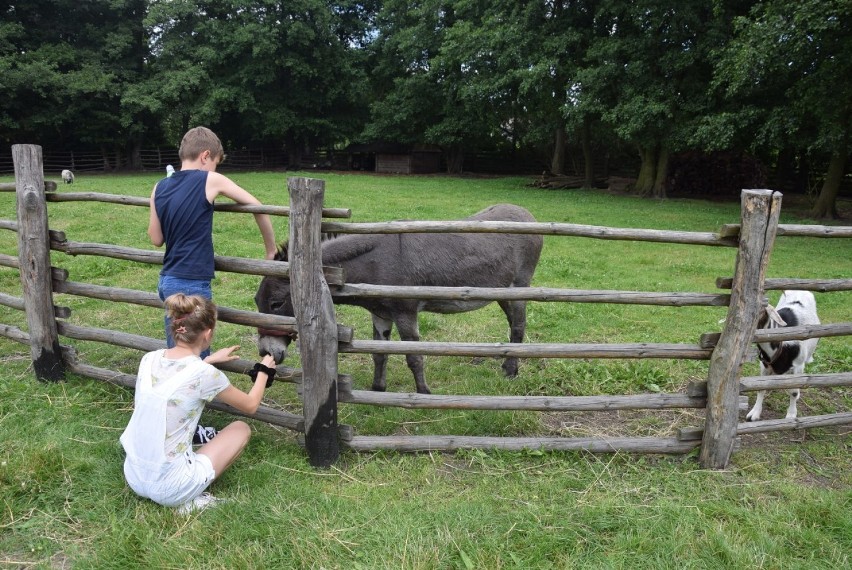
[121,350,230,467]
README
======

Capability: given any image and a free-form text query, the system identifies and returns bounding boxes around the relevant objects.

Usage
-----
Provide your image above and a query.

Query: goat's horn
[765,304,787,326]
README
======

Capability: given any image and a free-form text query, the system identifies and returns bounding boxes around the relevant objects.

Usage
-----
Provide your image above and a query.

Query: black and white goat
[746,290,820,421]
[61,169,74,184]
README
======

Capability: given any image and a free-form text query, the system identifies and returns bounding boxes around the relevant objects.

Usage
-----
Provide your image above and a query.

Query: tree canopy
[1,0,849,216]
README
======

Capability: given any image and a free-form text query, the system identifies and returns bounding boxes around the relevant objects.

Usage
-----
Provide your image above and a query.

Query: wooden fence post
[288,177,339,467]
[700,189,781,468]
[12,144,65,381]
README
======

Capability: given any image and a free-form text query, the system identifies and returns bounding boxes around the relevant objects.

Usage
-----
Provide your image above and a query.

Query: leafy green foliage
[714,0,852,154]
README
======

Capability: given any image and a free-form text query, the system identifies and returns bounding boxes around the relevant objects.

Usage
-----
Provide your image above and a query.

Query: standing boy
[148,126,278,352]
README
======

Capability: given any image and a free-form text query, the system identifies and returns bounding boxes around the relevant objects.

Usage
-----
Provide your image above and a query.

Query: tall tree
[442,1,602,180]
[139,0,371,162]
[0,0,151,163]
[714,0,851,218]
[365,0,498,173]
[577,0,733,197]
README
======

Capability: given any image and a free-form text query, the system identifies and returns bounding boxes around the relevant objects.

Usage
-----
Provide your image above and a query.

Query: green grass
[0,171,850,568]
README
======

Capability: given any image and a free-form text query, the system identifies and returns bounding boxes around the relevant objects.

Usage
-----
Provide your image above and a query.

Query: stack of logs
[530,151,765,198]
[529,172,632,191]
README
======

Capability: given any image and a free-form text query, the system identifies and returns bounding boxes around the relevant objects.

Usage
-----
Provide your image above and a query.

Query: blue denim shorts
[158,276,212,356]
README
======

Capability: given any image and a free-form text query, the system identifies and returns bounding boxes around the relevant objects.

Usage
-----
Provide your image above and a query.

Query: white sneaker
[175,492,222,515]
[193,425,218,445]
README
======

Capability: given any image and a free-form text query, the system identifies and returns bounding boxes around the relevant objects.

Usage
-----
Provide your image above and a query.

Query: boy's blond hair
[178,126,225,162]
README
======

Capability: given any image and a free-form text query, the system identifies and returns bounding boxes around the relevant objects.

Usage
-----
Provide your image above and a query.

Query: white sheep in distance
[166,164,175,177]
[61,169,74,184]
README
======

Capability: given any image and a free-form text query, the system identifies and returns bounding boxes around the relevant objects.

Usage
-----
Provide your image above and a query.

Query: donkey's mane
[273,232,367,263]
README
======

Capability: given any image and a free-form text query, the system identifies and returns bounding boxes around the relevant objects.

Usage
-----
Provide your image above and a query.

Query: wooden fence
[0,146,291,175]
[2,144,851,470]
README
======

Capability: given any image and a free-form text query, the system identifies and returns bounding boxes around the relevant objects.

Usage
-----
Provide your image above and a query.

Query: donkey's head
[254,244,296,363]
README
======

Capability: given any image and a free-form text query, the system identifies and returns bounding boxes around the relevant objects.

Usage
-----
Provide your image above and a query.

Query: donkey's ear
[276,242,289,262]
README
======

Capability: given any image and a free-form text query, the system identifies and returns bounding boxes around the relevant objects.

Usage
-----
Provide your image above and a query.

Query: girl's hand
[260,353,276,369]
[205,345,240,364]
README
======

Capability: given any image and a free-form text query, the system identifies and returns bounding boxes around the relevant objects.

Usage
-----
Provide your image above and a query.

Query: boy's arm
[254,212,278,260]
[207,172,277,259]
[147,185,164,247]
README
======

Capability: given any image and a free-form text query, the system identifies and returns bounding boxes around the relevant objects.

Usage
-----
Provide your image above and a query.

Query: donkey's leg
[371,315,393,392]
[394,313,429,394]
[497,299,526,377]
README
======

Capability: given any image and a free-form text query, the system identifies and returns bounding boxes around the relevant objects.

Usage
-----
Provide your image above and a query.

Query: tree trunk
[581,118,594,189]
[551,126,566,175]
[635,146,657,196]
[446,146,464,174]
[795,152,810,193]
[651,147,669,199]
[810,152,846,219]
[287,148,302,169]
[100,146,111,171]
[127,136,143,170]
[773,147,796,192]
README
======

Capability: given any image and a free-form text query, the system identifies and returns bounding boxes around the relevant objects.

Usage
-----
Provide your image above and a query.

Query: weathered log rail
[716,276,852,292]
[321,219,740,247]
[3,144,851,469]
[339,339,713,359]
[332,284,732,306]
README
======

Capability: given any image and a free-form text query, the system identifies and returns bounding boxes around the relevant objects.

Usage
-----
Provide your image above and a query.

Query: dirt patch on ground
[541,408,705,439]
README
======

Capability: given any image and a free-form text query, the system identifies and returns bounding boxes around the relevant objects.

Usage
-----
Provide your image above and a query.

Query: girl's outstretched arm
[214,353,276,414]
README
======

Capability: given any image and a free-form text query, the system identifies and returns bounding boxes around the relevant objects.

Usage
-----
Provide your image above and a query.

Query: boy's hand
[205,345,241,364]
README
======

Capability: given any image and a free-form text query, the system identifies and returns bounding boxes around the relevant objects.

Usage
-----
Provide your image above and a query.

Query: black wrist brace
[248,362,276,387]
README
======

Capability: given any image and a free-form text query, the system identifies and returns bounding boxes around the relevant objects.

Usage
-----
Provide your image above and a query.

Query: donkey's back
[337,203,542,296]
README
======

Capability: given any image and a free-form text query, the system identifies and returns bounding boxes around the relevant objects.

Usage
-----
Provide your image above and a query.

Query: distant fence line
[2,144,851,470]
[0,146,623,177]
[0,147,293,174]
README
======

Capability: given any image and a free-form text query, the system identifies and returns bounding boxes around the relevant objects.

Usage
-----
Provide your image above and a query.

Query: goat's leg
[498,299,526,377]
[394,314,429,394]
[746,390,766,422]
[784,361,809,419]
[785,388,801,419]
[370,315,393,392]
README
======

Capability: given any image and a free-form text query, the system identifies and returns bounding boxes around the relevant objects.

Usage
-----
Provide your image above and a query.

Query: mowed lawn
[0,170,850,569]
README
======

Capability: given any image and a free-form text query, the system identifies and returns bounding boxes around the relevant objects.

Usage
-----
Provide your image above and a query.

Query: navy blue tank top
[154,170,215,280]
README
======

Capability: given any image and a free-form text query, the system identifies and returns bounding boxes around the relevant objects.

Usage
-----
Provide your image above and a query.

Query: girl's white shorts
[124,451,216,508]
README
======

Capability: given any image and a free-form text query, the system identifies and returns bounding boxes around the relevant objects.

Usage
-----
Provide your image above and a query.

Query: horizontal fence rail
[688,372,852,396]
[344,435,704,454]
[716,277,852,292]
[338,377,750,412]
[56,321,301,380]
[718,223,852,238]
[339,340,714,359]
[46,239,345,284]
[332,284,731,306]
[321,220,739,247]
[700,322,852,348]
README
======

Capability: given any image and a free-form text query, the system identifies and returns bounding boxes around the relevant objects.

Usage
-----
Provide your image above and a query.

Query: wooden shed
[346,143,442,174]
